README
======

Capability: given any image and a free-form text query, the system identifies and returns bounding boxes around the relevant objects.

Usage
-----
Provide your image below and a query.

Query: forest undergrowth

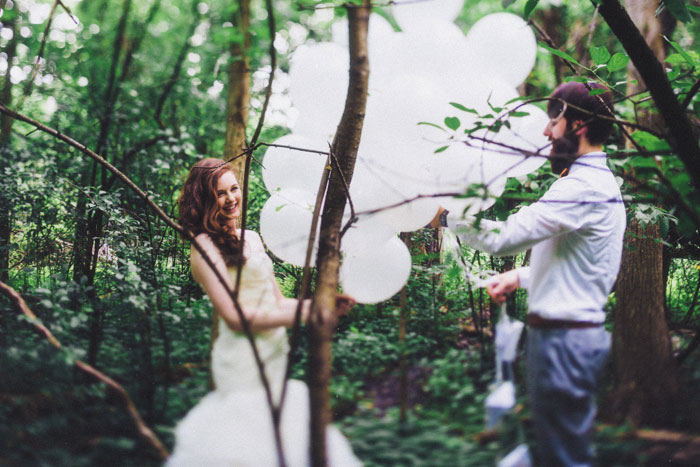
[3,239,700,466]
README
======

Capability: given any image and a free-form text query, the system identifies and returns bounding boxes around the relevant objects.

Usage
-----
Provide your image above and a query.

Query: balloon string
[446,230,498,288]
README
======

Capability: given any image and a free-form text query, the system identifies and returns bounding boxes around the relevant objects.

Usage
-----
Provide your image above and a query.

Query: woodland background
[1,0,700,465]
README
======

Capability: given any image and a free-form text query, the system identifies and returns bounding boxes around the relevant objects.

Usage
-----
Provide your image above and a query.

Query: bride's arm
[248,231,311,321]
[191,234,308,332]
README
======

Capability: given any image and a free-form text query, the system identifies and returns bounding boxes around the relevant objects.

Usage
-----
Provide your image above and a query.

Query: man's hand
[335,294,357,317]
[429,207,446,229]
[486,269,520,304]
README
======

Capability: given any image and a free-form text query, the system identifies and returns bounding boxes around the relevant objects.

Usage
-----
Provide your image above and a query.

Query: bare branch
[0,105,283,459]
[21,0,59,104]
[682,78,700,110]
[154,0,199,129]
[0,281,169,460]
[248,0,277,147]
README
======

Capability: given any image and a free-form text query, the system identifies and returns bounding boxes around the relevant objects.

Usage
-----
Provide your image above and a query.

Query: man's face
[544,104,580,175]
[543,101,568,142]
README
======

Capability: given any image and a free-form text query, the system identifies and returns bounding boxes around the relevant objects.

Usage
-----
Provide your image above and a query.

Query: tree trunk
[308,3,370,465]
[609,0,680,426]
[536,5,566,84]
[206,0,252,384]
[0,18,17,284]
[224,0,251,181]
[597,0,700,191]
[612,219,679,425]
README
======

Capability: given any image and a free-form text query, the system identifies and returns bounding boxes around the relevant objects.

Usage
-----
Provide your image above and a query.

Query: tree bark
[536,5,567,84]
[308,2,370,465]
[596,0,700,192]
[0,17,17,284]
[612,220,679,425]
[224,0,251,180]
[609,0,680,426]
[205,0,252,384]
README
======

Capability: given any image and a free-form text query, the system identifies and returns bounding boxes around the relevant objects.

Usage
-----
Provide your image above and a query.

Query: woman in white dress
[168,158,362,466]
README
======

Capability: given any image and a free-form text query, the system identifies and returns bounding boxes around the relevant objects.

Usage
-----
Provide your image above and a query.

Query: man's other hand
[486,269,520,304]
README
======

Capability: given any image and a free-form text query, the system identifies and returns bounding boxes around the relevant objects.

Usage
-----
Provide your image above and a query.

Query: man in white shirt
[432,81,625,466]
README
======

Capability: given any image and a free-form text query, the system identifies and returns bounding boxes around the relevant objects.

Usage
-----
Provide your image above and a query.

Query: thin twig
[21,0,59,104]
[248,0,277,148]
[0,105,281,458]
[280,150,332,413]
[0,281,169,459]
[681,78,700,110]
[328,144,355,220]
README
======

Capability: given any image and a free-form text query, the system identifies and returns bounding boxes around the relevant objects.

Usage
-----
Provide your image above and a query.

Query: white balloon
[350,152,439,232]
[340,235,412,304]
[501,104,550,177]
[388,21,469,80]
[449,76,519,116]
[438,175,506,219]
[361,74,451,151]
[464,13,537,87]
[262,134,328,193]
[341,215,395,255]
[393,0,464,32]
[289,42,348,139]
[259,189,319,266]
[464,104,550,180]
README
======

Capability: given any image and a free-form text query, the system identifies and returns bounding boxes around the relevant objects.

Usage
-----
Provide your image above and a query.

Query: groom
[431,81,625,466]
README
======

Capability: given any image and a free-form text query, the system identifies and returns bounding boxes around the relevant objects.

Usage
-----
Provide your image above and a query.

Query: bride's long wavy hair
[179,158,244,266]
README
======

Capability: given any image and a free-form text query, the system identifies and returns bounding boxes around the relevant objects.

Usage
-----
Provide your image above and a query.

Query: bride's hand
[334,294,356,317]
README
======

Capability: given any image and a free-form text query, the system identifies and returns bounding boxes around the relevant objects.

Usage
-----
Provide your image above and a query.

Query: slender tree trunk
[536,5,567,84]
[308,3,370,465]
[0,18,17,284]
[225,0,251,180]
[609,0,680,426]
[205,0,252,386]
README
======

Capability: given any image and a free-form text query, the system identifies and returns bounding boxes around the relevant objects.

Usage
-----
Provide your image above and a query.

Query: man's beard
[549,129,580,176]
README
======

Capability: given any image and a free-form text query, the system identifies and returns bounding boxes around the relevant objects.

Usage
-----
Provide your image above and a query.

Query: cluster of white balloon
[261,1,549,303]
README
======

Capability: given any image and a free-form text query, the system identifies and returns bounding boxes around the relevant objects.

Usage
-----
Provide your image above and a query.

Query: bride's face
[216,171,242,222]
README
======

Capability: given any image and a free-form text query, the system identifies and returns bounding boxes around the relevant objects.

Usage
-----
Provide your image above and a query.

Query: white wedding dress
[167,236,362,467]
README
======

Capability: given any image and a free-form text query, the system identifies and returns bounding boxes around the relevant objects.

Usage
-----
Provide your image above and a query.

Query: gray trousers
[527,327,611,467]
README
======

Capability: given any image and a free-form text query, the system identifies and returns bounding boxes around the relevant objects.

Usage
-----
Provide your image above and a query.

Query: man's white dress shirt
[447,152,626,323]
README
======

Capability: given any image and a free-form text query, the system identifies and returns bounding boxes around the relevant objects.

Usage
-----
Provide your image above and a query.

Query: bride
[168,158,361,466]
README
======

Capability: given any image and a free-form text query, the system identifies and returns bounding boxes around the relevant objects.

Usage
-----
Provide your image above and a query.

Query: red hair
[178,158,244,266]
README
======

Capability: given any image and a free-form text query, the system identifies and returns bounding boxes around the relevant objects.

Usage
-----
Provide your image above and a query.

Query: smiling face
[216,170,242,224]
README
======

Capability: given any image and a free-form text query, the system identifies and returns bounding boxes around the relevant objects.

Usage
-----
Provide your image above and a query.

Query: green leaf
[504,96,530,105]
[607,53,630,72]
[663,0,692,23]
[444,117,461,131]
[631,131,671,152]
[665,53,689,66]
[589,88,607,96]
[627,156,658,169]
[418,121,446,132]
[540,43,580,66]
[688,5,700,14]
[434,145,449,154]
[590,45,611,65]
[664,36,696,69]
[449,102,478,114]
[667,67,680,81]
[509,110,531,118]
[524,0,540,19]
